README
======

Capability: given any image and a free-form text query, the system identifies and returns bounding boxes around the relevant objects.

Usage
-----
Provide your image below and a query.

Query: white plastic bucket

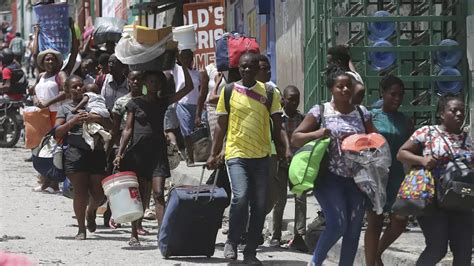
[101,172,143,224]
[172,25,197,51]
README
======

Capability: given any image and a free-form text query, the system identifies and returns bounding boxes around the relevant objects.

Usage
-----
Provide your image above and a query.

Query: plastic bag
[93,17,126,45]
[344,137,391,214]
[115,33,173,65]
[23,107,51,149]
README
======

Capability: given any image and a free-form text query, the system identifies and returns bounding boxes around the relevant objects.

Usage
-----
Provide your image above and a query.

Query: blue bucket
[369,40,396,71]
[435,39,462,67]
[368,11,395,41]
[436,67,462,95]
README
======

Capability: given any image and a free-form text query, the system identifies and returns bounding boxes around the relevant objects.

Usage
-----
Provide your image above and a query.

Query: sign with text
[183,1,225,71]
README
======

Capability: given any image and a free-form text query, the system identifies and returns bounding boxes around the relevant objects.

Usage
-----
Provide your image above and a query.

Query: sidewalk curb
[168,165,455,266]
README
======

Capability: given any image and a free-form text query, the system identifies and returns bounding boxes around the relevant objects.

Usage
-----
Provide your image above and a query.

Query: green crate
[304,0,469,127]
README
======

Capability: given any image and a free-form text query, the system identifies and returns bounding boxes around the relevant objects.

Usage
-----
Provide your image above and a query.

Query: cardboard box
[133,25,172,46]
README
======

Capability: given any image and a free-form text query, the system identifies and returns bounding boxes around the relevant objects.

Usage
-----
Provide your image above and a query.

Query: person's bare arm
[271,113,292,162]
[110,112,123,146]
[32,24,40,67]
[55,112,88,139]
[63,17,79,76]
[208,73,223,105]
[113,111,135,167]
[206,115,228,170]
[71,95,89,113]
[291,114,331,148]
[195,70,209,127]
[169,65,194,104]
[397,139,437,170]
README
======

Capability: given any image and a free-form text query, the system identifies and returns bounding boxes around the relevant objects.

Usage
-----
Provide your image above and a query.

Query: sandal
[109,218,121,229]
[128,237,141,247]
[32,186,43,192]
[74,232,86,240]
[143,209,156,220]
[42,187,59,194]
[137,228,149,236]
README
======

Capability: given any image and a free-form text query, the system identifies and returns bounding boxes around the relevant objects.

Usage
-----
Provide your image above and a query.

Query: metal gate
[304,0,469,127]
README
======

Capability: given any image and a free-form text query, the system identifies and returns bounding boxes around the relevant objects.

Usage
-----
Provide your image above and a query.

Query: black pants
[416,208,473,266]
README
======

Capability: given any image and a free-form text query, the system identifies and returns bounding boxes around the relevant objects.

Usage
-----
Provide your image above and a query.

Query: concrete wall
[274,0,304,110]
[468,1,474,137]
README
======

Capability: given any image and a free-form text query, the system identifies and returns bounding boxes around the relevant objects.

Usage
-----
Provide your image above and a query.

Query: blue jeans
[226,157,269,256]
[176,103,197,137]
[312,172,366,266]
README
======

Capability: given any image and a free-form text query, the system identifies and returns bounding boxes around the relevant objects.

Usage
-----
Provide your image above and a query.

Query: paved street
[0,144,314,265]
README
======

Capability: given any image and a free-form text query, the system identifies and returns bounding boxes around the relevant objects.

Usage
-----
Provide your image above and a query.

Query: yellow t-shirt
[216,81,282,160]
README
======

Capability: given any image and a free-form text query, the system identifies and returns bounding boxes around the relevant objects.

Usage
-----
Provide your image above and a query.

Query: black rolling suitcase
[158,166,228,258]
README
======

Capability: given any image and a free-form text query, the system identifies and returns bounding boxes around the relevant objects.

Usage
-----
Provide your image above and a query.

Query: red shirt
[5,32,15,45]
[2,67,24,101]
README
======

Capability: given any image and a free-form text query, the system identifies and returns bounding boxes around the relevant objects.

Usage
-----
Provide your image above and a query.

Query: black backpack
[5,63,28,94]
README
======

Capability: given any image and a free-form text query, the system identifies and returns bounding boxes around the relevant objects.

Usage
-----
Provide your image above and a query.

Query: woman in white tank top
[30,19,79,193]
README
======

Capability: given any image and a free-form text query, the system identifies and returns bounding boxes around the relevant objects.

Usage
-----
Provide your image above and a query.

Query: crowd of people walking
[1,15,473,266]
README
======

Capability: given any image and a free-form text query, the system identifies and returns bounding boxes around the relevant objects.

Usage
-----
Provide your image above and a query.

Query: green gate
[304,0,469,127]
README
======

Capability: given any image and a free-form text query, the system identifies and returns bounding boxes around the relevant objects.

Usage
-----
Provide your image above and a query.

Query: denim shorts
[176,103,197,137]
[164,105,179,131]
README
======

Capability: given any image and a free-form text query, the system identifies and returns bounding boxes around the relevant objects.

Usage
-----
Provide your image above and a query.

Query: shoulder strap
[224,82,234,114]
[434,126,458,159]
[356,105,368,133]
[318,104,325,129]
[264,83,274,113]
[462,132,468,149]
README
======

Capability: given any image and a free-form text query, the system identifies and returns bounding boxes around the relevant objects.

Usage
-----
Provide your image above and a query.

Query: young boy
[73,83,111,150]
[270,85,308,252]
[72,83,109,118]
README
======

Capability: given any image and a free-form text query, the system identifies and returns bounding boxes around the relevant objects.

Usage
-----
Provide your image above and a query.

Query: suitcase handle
[193,166,220,202]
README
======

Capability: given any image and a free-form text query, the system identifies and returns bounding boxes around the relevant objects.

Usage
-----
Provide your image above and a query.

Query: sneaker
[243,255,263,265]
[289,234,308,253]
[269,238,280,247]
[223,241,237,260]
[24,156,33,162]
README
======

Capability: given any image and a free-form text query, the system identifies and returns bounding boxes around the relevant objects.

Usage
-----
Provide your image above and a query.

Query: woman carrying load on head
[113,66,194,246]
[30,17,79,193]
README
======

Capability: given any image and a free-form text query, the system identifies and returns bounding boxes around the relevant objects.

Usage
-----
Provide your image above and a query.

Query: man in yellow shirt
[207,53,290,264]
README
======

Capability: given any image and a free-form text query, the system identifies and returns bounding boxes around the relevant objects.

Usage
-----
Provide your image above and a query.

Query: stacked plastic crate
[304,0,468,127]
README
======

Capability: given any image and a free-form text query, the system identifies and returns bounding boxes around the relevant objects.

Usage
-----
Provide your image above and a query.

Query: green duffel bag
[289,137,330,196]
[289,104,330,196]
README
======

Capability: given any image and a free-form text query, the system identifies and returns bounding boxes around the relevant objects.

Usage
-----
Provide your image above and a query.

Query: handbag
[392,168,436,216]
[215,32,260,71]
[190,125,212,163]
[288,104,329,195]
[434,128,474,211]
[32,127,66,182]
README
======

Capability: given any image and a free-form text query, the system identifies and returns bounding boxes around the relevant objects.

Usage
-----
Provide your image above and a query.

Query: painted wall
[274,0,304,109]
[468,1,474,137]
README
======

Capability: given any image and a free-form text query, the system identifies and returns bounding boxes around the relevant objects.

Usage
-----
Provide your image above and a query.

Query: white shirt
[173,64,200,105]
[83,74,95,85]
[35,74,62,112]
[101,74,129,110]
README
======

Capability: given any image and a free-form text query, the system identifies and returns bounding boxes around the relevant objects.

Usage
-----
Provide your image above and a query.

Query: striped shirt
[216,81,282,160]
